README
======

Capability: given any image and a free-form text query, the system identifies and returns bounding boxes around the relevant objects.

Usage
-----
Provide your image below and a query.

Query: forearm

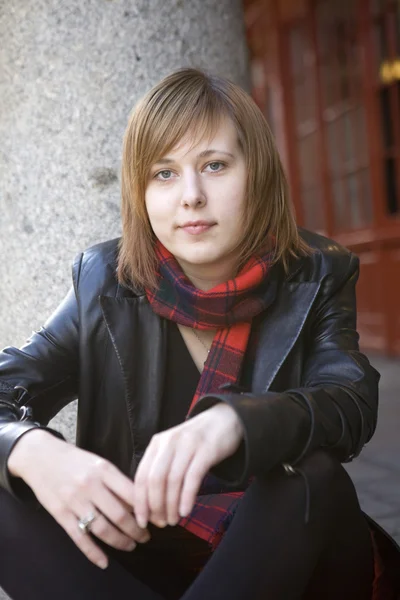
[189,391,312,486]
[189,379,376,486]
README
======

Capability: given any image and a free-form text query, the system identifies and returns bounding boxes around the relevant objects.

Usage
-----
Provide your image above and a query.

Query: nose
[180,171,206,208]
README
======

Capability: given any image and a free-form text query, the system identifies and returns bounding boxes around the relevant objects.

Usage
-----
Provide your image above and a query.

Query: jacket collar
[100,251,322,417]
[251,279,320,392]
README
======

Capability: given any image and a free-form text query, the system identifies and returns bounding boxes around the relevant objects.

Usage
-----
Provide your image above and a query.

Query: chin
[175,245,220,266]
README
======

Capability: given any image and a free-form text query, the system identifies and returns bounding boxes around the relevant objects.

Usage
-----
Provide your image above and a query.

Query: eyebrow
[153,149,235,166]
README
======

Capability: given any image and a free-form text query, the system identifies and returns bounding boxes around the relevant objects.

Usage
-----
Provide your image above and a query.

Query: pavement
[0,354,399,599]
[344,354,400,543]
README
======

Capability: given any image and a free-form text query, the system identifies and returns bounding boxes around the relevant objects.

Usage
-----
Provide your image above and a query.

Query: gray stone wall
[0,0,249,439]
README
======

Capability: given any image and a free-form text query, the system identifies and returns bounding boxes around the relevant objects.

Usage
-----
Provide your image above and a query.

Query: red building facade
[244,0,400,355]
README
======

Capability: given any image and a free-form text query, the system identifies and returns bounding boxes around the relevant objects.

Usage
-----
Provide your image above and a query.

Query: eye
[155,169,173,181]
[205,161,225,172]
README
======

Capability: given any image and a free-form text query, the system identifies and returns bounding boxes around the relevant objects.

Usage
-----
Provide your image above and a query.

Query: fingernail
[127,541,137,551]
[168,517,179,527]
[156,519,167,528]
[97,558,108,570]
[141,532,151,543]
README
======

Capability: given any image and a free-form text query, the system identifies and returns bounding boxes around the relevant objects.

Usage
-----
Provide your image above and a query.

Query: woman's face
[145,116,247,279]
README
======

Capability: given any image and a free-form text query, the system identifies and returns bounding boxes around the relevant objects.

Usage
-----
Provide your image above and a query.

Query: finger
[165,445,196,526]
[94,485,151,544]
[60,510,109,570]
[90,513,138,551]
[99,461,137,507]
[133,441,159,528]
[179,456,209,518]
[147,444,175,526]
[74,503,137,552]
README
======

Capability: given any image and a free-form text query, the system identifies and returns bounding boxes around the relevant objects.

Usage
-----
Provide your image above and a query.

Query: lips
[180,221,215,235]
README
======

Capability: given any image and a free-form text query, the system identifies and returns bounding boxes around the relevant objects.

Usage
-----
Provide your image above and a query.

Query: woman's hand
[132,403,244,529]
[7,430,151,569]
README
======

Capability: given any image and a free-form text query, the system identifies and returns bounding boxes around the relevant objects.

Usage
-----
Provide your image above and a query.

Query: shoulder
[72,237,121,297]
[77,237,120,274]
[295,228,359,283]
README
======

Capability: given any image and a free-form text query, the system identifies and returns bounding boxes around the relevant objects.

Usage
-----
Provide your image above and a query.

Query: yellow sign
[379,59,400,84]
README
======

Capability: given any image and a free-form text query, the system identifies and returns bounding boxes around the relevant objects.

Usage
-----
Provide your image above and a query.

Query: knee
[287,450,358,518]
[236,452,361,541]
[0,488,21,534]
[253,450,356,512]
[258,449,341,491]
[295,449,342,489]
[263,450,349,508]
[0,487,40,546]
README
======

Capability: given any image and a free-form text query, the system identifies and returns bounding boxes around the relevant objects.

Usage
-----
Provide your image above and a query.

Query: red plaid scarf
[146,240,274,550]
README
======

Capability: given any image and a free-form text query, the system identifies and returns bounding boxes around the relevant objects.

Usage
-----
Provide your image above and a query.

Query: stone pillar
[0,0,249,440]
[0,2,249,595]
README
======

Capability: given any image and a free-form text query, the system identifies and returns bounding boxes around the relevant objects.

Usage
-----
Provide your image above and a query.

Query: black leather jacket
[0,229,380,496]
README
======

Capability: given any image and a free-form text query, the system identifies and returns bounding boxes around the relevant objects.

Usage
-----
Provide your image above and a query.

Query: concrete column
[0,1,249,442]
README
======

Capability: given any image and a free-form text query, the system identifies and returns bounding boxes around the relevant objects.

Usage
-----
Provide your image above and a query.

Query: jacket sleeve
[188,253,380,486]
[0,252,83,496]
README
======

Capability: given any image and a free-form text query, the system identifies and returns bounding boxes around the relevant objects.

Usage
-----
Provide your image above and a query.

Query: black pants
[0,451,374,600]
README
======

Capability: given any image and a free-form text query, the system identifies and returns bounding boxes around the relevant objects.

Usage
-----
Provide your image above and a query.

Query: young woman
[0,68,397,600]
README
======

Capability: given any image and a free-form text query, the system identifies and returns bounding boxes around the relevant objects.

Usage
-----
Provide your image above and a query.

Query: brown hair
[118,68,312,291]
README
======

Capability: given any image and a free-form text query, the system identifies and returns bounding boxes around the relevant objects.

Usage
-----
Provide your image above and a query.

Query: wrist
[7,429,60,478]
[209,402,244,439]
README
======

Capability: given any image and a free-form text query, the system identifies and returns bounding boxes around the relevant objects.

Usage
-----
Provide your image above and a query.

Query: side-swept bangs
[118,68,312,291]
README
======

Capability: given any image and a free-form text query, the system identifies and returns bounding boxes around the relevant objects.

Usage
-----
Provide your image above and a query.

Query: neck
[177,256,239,291]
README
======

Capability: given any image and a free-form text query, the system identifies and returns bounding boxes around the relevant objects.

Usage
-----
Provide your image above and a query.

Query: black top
[141,318,262,579]
[158,322,200,431]
[159,319,262,432]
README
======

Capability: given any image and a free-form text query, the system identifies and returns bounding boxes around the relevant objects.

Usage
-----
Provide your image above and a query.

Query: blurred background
[0,3,399,595]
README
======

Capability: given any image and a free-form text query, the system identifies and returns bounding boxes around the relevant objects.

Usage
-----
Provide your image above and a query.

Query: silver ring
[77,511,97,534]
[283,463,296,476]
